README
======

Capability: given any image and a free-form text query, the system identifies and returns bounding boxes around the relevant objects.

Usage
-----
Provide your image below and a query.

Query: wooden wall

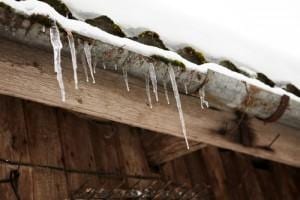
[0,94,299,199]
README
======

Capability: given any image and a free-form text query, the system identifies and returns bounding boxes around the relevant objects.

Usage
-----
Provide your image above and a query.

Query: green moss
[151,55,185,69]
[256,73,275,87]
[177,46,206,65]
[219,60,250,77]
[86,16,126,37]
[132,31,168,50]
[29,14,52,27]
[285,84,300,97]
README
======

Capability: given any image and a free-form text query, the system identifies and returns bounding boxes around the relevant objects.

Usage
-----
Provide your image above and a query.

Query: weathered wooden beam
[141,130,206,165]
[0,38,300,167]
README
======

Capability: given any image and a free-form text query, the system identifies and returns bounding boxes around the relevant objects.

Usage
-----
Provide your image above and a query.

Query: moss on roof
[256,73,275,87]
[219,60,250,77]
[151,55,185,69]
[177,47,206,65]
[86,16,126,37]
[285,84,300,97]
[40,0,74,18]
[132,31,168,50]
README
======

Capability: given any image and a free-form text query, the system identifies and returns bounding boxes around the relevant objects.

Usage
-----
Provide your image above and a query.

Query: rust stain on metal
[262,95,290,123]
[241,84,261,108]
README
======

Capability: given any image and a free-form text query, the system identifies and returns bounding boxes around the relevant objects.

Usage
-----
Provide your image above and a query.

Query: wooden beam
[141,130,206,165]
[0,38,300,167]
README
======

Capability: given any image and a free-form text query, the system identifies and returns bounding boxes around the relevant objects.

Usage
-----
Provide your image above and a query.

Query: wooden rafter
[0,38,300,167]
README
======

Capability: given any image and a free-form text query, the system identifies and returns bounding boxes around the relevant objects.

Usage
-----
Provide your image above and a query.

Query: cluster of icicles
[49,23,209,149]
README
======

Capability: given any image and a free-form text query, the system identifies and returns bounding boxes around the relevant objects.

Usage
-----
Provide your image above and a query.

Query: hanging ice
[199,86,209,109]
[145,73,153,109]
[184,83,188,95]
[83,41,96,83]
[67,32,79,90]
[168,66,189,149]
[122,66,130,92]
[80,51,89,82]
[102,63,106,70]
[114,64,118,71]
[49,23,66,102]
[149,63,159,102]
[93,55,98,74]
[163,81,170,105]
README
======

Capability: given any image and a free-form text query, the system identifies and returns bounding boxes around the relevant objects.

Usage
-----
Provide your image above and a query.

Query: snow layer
[61,0,300,88]
[2,0,300,102]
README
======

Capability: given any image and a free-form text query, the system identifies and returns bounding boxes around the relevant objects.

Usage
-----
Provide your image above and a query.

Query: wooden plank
[88,120,123,189]
[116,124,154,187]
[201,147,230,200]
[0,95,33,200]
[56,109,101,195]
[0,38,300,167]
[219,150,250,200]
[141,130,206,165]
[23,101,68,199]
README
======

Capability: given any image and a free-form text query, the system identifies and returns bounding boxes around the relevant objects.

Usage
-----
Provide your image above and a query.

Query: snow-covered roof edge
[2,0,299,103]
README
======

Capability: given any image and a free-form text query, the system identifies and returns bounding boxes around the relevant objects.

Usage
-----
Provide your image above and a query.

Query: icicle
[42,25,46,33]
[93,56,98,74]
[83,41,96,83]
[122,66,130,92]
[102,63,106,70]
[184,83,188,95]
[168,66,189,149]
[114,64,118,71]
[50,23,66,102]
[163,81,170,105]
[67,32,79,90]
[199,86,209,109]
[81,52,89,82]
[145,73,153,109]
[149,63,159,102]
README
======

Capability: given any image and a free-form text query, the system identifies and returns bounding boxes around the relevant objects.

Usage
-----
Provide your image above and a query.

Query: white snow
[49,23,66,101]
[2,0,300,103]
[168,66,189,149]
[61,0,300,89]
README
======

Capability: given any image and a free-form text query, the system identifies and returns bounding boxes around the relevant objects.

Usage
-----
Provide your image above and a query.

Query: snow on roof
[1,0,300,103]
[61,0,300,89]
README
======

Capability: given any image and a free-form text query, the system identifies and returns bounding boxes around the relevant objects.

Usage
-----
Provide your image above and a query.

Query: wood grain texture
[141,130,206,165]
[0,38,300,167]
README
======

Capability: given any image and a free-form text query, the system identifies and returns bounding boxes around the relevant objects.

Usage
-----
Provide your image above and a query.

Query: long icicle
[83,41,96,83]
[145,73,153,109]
[67,32,79,89]
[50,23,66,102]
[163,81,170,105]
[168,66,189,149]
[149,63,159,102]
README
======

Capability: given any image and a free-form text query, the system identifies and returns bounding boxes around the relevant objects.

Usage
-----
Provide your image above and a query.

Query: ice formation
[145,73,153,109]
[199,86,209,109]
[149,63,158,102]
[83,41,96,83]
[49,23,66,102]
[168,66,189,149]
[67,32,79,89]
[80,51,89,82]
[122,66,130,92]
[163,81,170,105]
